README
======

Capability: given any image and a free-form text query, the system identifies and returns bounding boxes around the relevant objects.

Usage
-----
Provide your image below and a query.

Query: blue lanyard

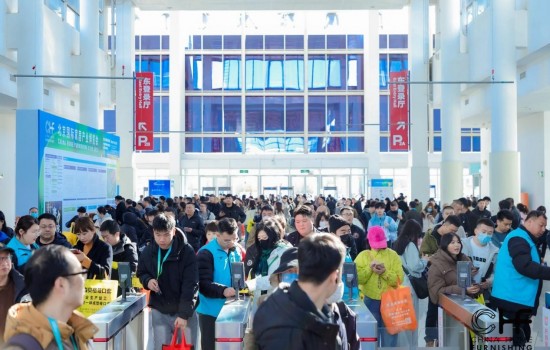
[48,317,78,350]
[157,245,172,278]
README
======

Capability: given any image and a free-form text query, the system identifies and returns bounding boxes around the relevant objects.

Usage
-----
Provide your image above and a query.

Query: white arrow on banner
[138,122,148,131]
[396,121,406,130]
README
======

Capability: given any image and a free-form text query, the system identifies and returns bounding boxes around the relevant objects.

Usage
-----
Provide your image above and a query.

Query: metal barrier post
[215,297,252,350]
[345,301,378,350]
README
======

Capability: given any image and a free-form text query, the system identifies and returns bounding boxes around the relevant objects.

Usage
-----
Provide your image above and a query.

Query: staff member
[492,210,550,347]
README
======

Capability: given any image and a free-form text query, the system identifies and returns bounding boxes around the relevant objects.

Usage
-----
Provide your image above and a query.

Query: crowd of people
[0,192,549,348]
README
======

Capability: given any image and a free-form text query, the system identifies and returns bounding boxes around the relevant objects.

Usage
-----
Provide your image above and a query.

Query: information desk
[88,293,147,350]
[438,293,513,348]
[215,297,252,350]
[345,300,378,350]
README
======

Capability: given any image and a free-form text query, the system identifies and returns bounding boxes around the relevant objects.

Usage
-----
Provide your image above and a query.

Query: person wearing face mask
[28,207,39,220]
[355,226,403,348]
[254,233,347,350]
[329,215,358,261]
[462,218,499,310]
[244,219,291,293]
[315,212,330,233]
[246,205,275,249]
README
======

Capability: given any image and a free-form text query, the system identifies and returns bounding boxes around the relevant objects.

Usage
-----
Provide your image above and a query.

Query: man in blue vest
[491,210,550,347]
[197,218,241,350]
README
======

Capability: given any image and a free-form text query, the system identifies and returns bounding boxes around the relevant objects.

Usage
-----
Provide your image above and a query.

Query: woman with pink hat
[355,225,404,347]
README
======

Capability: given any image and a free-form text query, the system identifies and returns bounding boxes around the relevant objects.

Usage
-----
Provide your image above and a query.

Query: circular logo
[246,259,253,267]
[471,308,497,335]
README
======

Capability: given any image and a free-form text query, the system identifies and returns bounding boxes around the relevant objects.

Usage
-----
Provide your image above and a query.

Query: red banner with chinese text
[135,72,154,151]
[389,71,409,151]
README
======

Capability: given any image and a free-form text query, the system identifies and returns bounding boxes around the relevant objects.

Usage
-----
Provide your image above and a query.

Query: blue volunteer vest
[197,239,241,317]
[492,227,539,307]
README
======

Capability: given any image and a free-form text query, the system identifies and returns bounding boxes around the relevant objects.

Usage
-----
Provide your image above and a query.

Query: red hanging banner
[135,72,154,151]
[389,71,409,151]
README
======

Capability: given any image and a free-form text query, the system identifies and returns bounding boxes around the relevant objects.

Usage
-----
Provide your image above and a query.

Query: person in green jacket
[420,215,461,256]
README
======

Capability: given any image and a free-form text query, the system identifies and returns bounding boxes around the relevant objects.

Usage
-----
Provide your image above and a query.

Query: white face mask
[326,281,344,304]
[319,221,329,229]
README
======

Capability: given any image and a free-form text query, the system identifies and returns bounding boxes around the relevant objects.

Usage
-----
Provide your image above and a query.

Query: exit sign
[300,169,310,174]
[240,169,249,174]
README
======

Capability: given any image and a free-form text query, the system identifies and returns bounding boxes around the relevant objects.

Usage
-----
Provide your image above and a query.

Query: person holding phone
[355,226,403,347]
[72,217,113,280]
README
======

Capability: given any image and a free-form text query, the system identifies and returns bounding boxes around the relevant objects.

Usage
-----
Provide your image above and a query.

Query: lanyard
[48,317,78,350]
[157,245,172,278]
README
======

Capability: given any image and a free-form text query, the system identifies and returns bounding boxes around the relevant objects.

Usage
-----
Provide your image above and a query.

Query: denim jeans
[363,296,398,347]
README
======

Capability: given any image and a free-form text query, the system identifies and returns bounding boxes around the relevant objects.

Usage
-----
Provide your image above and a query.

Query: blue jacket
[196,239,242,317]
[492,227,538,307]
[6,238,39,272]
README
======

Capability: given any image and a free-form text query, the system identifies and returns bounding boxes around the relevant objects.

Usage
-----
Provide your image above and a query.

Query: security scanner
[117,262,131,302]
[215,296,253,350]
[456,261,472,298]
[438,293,514,348]
[343,261,378,350]
[231,262,246,301]
[88,293,147,350]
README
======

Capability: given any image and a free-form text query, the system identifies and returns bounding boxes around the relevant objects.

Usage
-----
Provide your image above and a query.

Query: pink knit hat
[367,226,387,249]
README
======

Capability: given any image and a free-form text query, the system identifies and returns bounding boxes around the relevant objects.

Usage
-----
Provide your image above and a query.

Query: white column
[480,124,491,198]
[169,12,184,196]
[489,0,520,203]
[439,0,463,204]
[114,0,136,198]
[0,113,16,223]
[545,112,550,209]
[80,0,100,128]
[409,0,430,202]
[365,10,380,184]
[16,0,43,109]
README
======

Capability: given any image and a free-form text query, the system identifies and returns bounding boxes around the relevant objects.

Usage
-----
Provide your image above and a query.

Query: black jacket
[111,234,139,281]
[122,212,149,245]
[74,234,113,280]
[178,211,205,252]
[254,281,343,350]
[115,201,127,224]
[10,268,27,303]
[36,233,72,249]
[472,208,491,220]
[460,210,479,237]
[218,204,246,223]
[136,230,199,320]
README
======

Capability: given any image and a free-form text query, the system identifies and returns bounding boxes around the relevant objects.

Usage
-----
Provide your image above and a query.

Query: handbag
[402,265,429,299]
[162,328,193,350]
[380,285,418,335]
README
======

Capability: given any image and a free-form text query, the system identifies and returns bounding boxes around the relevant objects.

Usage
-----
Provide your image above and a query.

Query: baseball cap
[272,247,298,275]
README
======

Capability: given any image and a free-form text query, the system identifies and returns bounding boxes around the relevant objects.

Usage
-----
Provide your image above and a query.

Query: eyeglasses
[61,269,88,277]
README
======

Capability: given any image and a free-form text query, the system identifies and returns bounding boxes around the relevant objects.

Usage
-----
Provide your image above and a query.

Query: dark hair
[260,205,274,214]
[146,209,159,217]
[99,220,120,234]
[475,218,494,229]
[205,221,219,233]
[73,217,95,234]
[275,202,283,214]
[166,198,175,208]
[498,199,511,210]
[298,233,346,285]
[77,206,87,213]
[115,195,124,201]
[293,204,313,219]
[537,205,547,214]
[15,215,38,238]
[374,202,385,209]
[516,203,529,215]
[496,210,514,222]
[525,210,547,222]
[409,201,417,209]
[152,213,176,232]
[24,245,71,306]
[0,210,7,232]
[443,215,461,228]
[218,217,238,235]
[38,213,57,224]
[252,219,284,275]
[248,199,256,210]
[439,232,464,260]
[393,220,423,255]
[96,206,107,215]
[314,211,330,228]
